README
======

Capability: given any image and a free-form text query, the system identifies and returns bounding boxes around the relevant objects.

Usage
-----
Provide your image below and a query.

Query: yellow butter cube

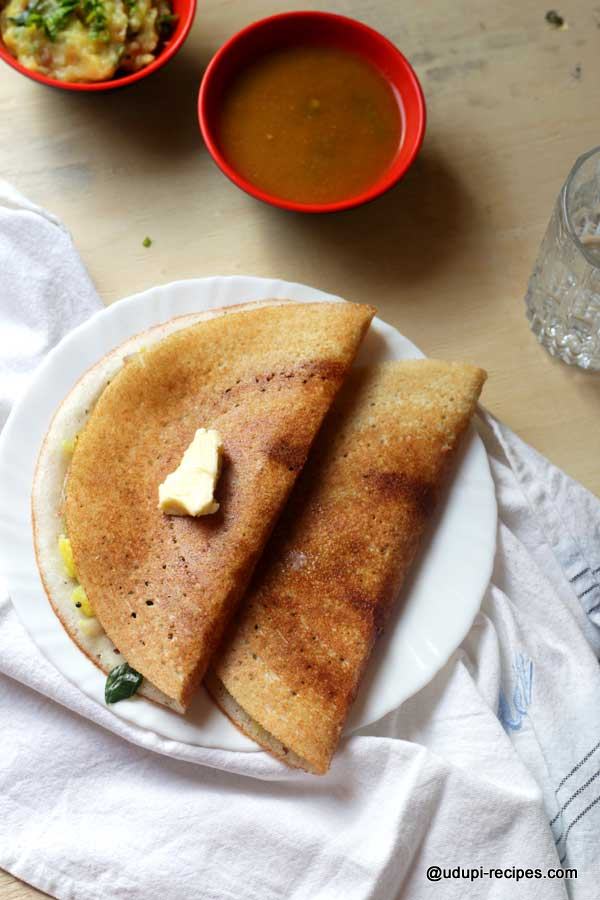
[158,428,223,517]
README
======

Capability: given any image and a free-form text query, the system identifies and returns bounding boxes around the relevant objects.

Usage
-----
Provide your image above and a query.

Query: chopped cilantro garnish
[83,0,108,40]
[9,9,31,25]
[9,0,108,41]
[157,10,177,38]
[45,0,78,38]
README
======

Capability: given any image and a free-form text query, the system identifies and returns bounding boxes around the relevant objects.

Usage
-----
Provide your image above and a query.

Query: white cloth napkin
[1,182,599,900]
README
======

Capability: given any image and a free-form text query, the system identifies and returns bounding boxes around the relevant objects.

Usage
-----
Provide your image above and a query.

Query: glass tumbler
[526,146,600,370]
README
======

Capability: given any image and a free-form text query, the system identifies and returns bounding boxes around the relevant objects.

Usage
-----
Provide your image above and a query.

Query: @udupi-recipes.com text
[426,865,577,883]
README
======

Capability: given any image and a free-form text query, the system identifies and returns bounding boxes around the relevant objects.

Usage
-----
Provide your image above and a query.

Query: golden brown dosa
[207,360,486,772]
[61,301,374,708]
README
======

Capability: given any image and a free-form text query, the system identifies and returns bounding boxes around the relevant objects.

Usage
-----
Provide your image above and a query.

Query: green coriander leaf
[9,11,30,25]
[10,0,79,41]
[83,0,107,40]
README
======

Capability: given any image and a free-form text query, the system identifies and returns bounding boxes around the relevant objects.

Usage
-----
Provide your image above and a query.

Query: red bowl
[0,0,196,91]
[198,11,426,213]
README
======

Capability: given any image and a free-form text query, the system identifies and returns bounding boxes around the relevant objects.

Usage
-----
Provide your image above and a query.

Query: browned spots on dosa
[345,591,392,636]
[364,470,435,516]
[269,358,347,384]
[299,359,347,382]
[345,591,376,619]
[287,647,351,703]
[225,359,346,398]
[266,438,308,471]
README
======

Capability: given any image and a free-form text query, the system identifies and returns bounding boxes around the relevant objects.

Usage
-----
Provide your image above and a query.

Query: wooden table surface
[2,0,599,895]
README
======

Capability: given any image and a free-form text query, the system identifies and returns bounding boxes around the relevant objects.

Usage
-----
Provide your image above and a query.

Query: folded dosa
[33,300,374,709]
[207,360,486,772]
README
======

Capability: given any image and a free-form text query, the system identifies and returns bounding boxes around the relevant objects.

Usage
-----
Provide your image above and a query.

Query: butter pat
[158,428,223,517]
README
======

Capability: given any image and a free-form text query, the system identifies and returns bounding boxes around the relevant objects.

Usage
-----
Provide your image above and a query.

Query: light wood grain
[1,0,599,895]
[0,872,47,899]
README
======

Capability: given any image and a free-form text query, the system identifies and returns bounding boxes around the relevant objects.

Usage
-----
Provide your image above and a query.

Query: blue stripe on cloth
[551,741,600,863]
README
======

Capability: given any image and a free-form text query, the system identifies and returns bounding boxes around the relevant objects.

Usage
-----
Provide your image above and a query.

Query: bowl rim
[0,0,197,92]
[198,9,426,213]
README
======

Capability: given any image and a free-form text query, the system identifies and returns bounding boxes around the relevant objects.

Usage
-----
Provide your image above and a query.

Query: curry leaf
[105,662,143,704]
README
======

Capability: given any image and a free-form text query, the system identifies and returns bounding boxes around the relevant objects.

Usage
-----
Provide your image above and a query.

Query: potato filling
[0,0,177,82]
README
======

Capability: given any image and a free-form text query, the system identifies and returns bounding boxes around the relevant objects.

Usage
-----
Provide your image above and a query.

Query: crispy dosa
[33,300,374,709]
[207,360,487,772]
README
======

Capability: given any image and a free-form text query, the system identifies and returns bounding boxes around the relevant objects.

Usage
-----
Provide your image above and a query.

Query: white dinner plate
[0,276,496,752]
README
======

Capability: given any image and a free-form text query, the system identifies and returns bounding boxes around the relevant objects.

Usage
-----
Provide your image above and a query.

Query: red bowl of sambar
[198,11,426,213]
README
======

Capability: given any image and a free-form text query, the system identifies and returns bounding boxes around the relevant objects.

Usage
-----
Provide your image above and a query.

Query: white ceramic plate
[0,276,496,752]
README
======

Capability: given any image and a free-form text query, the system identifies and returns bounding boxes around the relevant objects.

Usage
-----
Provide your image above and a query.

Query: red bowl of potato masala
[198,11,426,213]
[0,0,196,91]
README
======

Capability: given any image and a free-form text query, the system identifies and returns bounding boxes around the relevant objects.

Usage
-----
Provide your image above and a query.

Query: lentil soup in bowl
[198,11,426,213]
